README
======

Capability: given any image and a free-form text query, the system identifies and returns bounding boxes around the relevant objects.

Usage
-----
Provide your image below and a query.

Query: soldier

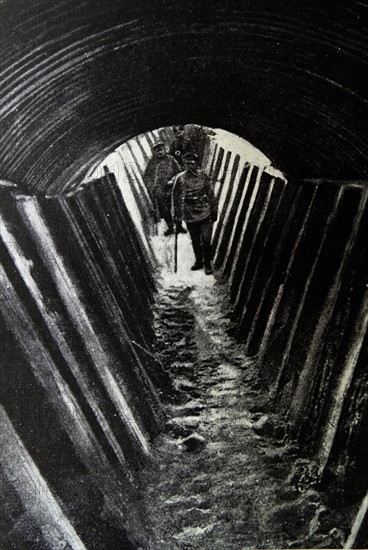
[169,125,186,168]
[169,124,210,168]
[183,124,209,165]
[143,141,186,236]
[172,152,218,275]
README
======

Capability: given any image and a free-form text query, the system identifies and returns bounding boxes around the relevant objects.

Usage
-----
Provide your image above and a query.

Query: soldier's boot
[176,222,187,234]
[188,223,203,269]
[191,256,204,270]
[191,248,204,270]
[164,226,174,236]
[163,200,175,236]
[204,264,213,275]
[203,247,213,275]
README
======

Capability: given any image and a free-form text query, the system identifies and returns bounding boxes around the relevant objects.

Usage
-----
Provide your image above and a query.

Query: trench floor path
[141,233,344,550]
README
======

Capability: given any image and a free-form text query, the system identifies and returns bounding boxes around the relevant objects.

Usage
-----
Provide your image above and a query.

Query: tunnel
[1,1,368,549]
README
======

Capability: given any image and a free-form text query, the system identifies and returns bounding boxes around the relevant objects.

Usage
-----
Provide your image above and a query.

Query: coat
[172,168,218,224]
[169,136,186,168]
[143,154,181,202]
[169,125,208,167]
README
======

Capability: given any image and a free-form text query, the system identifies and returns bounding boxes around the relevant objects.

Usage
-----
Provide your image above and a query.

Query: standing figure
[169,125,186,168]
[143,141,185,235]
[172,152,218,275]
[169,124,211,168]
[182,124,209,165]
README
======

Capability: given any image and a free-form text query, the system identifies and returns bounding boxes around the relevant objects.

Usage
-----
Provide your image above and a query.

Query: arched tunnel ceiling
[1,0,368,194]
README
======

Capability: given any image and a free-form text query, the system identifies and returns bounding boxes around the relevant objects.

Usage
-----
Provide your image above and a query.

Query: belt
[185,193,208,205]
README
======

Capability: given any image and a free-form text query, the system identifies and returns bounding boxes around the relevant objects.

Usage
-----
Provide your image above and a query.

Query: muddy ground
[139,232,351,550]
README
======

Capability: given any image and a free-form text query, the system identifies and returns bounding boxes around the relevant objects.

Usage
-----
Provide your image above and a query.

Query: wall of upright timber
[1,128,368,546]
[0,171,166,549]
[212,145,368,511]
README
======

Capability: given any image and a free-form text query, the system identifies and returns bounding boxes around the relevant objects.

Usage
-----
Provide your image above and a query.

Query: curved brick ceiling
[1,0,368,194]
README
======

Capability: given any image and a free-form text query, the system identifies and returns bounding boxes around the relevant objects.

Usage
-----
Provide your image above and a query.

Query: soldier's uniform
[169,124,209,168]
[172,153,218,274]
[143,142,181,235]
[169,126,186,168]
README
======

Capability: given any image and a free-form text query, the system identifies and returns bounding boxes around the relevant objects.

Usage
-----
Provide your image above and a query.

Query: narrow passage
[141,234,346,550]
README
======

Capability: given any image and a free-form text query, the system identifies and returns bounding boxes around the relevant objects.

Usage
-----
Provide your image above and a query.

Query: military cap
[152,141,165,150]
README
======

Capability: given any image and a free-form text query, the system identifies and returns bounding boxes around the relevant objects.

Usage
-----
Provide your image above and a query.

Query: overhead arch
[1,0,367,194]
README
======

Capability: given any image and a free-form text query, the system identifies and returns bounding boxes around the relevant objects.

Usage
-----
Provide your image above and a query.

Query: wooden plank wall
[2,127,368,544]
[0,170,164,548]
[212,149,368,508]
[0,126,215,548]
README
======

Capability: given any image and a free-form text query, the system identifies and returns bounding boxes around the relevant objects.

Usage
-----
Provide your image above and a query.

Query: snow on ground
[139,231,348,550]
